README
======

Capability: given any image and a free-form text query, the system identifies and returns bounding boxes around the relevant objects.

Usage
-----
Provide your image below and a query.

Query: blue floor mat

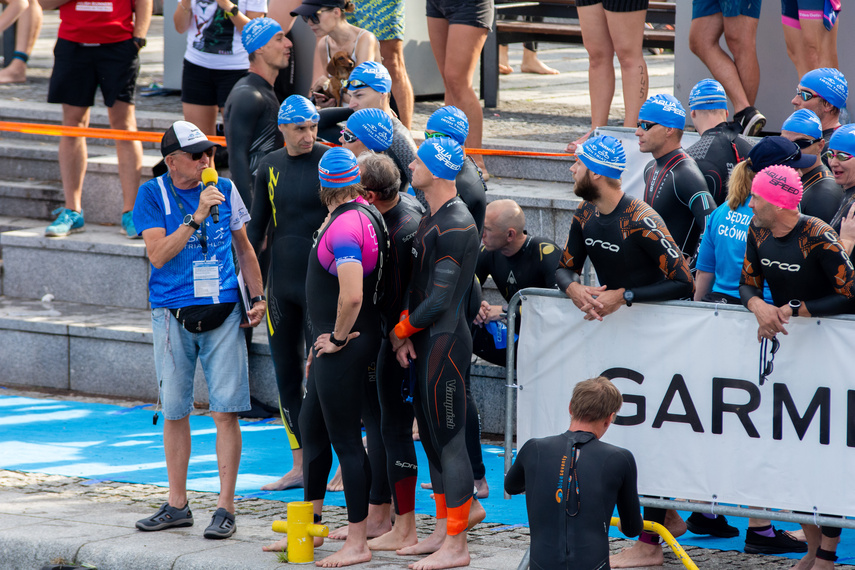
[1,395,851,562]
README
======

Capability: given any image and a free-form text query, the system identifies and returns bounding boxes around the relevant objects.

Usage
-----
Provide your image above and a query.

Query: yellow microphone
[201,167,219,223]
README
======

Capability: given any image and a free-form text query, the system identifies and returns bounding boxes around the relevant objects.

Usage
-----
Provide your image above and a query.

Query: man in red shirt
[42,0,151,239]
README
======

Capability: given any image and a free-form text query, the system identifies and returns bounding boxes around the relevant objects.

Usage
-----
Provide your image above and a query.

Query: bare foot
[369,523,418,551]
[408,538,470,570]
[262,536,288,552]
[327,466,344,492]
[329,513,392,540]
[790,528,807,542]
[790,554,816,570]
[329,524,349,540]
[474,478,489,499]
[397,523,446,556]
[813,557,836,570]
[521,59,559,75]
[468,499,485,531]
[663,509,687,538]
[421,482,433,490]
[609,541,664,568]
[0,61,27,84]
[412,419,420,441]
[316,542,372,567]
[261,467,304,491]
[498,63,513,75]
[564,129,594,154]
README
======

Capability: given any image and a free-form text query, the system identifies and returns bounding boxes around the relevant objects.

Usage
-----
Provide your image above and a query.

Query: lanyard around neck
[167,178,208,256]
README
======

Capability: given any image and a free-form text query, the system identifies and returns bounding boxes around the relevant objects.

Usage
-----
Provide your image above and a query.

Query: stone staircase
[0,102,579,435]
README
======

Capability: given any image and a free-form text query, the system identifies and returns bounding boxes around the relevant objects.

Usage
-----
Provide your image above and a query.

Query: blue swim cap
[346,108,394,151]
[639,94,687,130]
[242,18,283,54]
[346,61,392,94]
[829,124,855,154]
[800,68,848,110]
[782,109,822,139]
[426,106,469,145]
[319,147,361,188]
[278,95,319,125]
[417,137,464,181]
[689,79,728,110]
[576,135,626,179]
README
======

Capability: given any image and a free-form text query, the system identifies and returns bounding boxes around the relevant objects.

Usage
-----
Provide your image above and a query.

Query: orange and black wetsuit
[505,430,643,570]
[394,195,480,535]
[643,148,717,258]
[555,194,694,301]
[739,215,855,315]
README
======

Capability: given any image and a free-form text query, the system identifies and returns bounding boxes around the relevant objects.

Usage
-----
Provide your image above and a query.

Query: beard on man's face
[574,170,600,202]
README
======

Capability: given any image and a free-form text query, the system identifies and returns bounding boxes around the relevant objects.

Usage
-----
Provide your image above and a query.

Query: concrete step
[0,178,63,220]
[0,295,513,434]
[0,223,151,309]
[481,137,574,183]
[486,175,577,246]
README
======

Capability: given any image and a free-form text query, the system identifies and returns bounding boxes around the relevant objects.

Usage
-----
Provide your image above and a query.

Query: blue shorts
[693,0,762,19]
[781,0,825,28]
[151,305,250,420]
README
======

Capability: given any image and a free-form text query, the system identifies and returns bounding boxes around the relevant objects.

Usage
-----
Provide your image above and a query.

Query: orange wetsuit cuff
[394,316,422,339]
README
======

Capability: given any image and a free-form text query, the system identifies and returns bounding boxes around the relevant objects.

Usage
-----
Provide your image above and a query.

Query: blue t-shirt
[696,201,772,303]
[133,173,251,308]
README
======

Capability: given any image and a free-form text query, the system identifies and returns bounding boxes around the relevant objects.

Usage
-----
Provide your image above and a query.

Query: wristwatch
[329,332,347,347]
[183,214,200,230]
[133,37,146,49]
[623,290,634,307]
[789,299,802,316]
[225,4,240,17]
[250,295,266,305]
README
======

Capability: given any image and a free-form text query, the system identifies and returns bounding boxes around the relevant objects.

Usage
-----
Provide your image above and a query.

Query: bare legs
[380,39,414,129]
[261,448,304,491]
[108,101,143,213]
[427,17,489,176]
[689,13,759,112]
[182,103,220,137]
[784,18,839,79]
[0,0,42,84]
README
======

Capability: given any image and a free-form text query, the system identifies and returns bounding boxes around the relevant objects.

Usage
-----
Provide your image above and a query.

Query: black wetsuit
[387,116,418,194]
[301,201,384,523]
[473,235,561,365]
[643,148,717,258]
[223,72,284,208]
[397,195,480,533]
[685,122,754,205]
[799,163,844,224]
[739,215,855,314]
[366,193,425,515]
[830,185,855,234]
[246,143,329,451]
[555,194,694,300]
[413,156,487,236]
[505,430,643,570]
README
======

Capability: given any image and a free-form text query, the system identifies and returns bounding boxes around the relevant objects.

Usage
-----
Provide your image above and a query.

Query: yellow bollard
[610,517,699,570]
[272,501,329,564]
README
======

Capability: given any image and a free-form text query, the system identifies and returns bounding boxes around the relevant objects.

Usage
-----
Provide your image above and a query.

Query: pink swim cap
[751,165,803,210]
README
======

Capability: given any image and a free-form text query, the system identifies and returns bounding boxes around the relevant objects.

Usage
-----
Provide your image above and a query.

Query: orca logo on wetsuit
[584,238,620,252]
[641,216,681,259]
[761,259,801,271]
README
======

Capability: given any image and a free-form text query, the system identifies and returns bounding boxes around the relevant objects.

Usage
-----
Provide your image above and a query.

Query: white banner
[517,294,855,517]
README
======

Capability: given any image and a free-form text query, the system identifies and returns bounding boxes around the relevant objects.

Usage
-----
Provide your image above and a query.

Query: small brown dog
[312,50,356,107]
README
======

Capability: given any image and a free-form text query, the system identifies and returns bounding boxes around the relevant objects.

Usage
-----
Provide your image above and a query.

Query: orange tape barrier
[0,121,575,159]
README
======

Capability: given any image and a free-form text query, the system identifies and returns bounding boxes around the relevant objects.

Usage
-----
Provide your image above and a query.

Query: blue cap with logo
[319,147,361,188]
[417,137,464,181]
[800,68,848,110]
[639,94,687,130]
[241,17,283,54]
[278,95,319,125]
[426,106,469,145]
[782,109,822,139]
[829,124,855,154]
[576,135,626,179]
[689,79,728,110]
[346,61,392,94]
[346,108,394,151]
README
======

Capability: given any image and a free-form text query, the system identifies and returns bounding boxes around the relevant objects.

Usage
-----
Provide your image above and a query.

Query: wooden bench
[481,0,676,107]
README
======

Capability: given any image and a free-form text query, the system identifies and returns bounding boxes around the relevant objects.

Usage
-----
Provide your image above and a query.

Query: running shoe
[45,208,84,237]
[135,502,193,531]
[203,507,236,539]
[121,211,140,239]
[744,526,808,554]
[686,512,739,538]
[734,106,766,137]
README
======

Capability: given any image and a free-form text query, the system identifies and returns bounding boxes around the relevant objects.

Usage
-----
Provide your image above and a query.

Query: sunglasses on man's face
[823,150,854,162]
[796,89,821,102]
[636,121,659,131]
[182,148,214,161]
[424,131,449,139]
[341,79,368,92]
[793,137,822,149]
[340,129,358,144]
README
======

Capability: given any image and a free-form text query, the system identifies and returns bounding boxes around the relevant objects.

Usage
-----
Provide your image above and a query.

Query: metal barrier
[502,287,855,530]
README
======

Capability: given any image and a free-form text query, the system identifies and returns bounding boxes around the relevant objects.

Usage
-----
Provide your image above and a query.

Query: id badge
[193,258,220,298]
